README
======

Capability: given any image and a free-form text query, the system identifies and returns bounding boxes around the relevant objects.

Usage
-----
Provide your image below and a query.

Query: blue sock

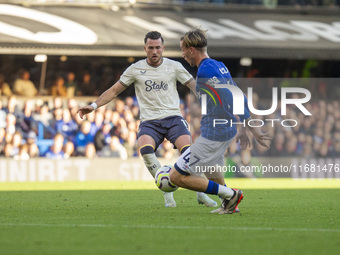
[205,180,219,195]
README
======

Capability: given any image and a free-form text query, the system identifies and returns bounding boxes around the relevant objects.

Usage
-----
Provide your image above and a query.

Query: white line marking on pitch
[0,223,339,233]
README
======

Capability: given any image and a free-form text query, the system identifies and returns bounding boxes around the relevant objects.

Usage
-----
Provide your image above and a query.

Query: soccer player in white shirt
[78,31,217,208]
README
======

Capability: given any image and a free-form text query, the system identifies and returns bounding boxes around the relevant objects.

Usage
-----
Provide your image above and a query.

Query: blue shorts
[138,116,191,150]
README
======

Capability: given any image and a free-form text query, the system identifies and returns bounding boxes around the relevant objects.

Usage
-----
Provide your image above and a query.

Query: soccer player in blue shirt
[169,27,271,214]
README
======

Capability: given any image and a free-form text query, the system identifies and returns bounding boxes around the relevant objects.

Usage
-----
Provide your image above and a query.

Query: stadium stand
[0,0,339,161]
[1,78,340,159]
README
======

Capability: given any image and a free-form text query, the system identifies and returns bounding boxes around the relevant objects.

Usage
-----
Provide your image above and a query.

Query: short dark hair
[144,31,164,44]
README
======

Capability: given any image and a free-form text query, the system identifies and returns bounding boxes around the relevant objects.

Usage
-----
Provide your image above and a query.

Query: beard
[148,55,161,65]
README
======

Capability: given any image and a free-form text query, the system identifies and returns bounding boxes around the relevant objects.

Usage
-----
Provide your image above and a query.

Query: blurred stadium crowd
[1,66,340,160]
[173,0,340,6]
[3,0,339,7]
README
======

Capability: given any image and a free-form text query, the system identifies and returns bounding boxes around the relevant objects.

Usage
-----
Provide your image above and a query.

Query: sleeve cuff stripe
[183,77,194,86]
[119,81,129,88]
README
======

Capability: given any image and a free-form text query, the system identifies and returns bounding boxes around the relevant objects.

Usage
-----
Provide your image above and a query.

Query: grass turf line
[0,182,339,255]
[0,178,339,191]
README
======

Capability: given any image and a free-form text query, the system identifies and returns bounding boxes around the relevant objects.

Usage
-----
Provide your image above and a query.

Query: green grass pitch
[0,179,339,255]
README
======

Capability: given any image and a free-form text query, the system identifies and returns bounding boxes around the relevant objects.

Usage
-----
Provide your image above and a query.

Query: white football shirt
[119,58,193,121]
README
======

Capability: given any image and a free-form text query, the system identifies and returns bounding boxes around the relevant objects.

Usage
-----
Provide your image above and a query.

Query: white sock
[217,186,235,199]
[197,191,204,196]
[142,153,161,177]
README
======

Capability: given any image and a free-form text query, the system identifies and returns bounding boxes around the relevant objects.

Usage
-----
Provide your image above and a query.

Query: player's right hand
[77,106,94,119]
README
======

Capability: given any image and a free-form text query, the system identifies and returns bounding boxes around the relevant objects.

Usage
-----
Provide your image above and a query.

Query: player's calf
[140,144,161,177]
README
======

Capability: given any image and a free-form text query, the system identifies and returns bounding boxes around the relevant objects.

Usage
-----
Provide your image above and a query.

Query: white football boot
[211,189,243,214]
[211,189,242,214]
[197,193,218,207]
[218,189,243,214]
[164,192,176,207]
[211,205,240,214]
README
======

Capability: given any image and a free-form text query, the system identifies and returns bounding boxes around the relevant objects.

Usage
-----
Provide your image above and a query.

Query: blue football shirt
[196,58,250,141]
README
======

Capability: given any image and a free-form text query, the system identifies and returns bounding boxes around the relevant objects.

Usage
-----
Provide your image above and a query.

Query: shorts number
[181,119,189,130]
[183,152,200,166]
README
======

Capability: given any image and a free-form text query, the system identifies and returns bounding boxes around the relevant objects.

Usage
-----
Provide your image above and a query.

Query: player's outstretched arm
[77,81,126,119]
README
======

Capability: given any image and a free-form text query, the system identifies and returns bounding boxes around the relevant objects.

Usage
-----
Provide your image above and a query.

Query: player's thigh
[137,120,164,150]
[174,134,191,153]
[165,116,191,150]
[169,166,186,186]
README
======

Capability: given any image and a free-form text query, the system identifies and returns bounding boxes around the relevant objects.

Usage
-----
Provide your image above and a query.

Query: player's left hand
[77,105,94,119]
[236,131,251,150]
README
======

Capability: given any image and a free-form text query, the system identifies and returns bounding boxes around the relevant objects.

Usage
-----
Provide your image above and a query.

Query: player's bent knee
[179,144,190,154]
[169,169,185,187]
[169,169,179,186]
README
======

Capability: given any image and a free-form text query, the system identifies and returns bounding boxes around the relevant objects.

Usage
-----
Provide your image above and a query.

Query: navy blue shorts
[138,116,191,150]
